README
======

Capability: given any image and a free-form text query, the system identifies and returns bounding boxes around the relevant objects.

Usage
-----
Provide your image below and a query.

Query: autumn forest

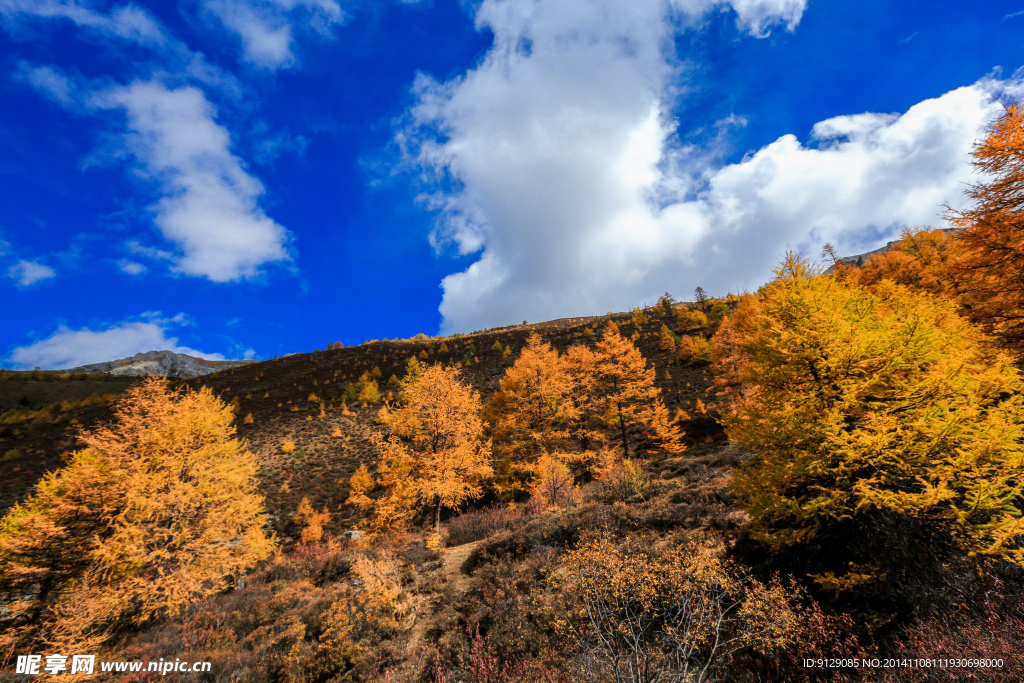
[6,104,1024,682]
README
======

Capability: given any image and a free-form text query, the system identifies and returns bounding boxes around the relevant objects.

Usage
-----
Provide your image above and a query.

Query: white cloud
[401,0,811,331]
[399,0,1009,333]
[15,63,78,106]
[7,259,56,286]
[0,0,167,44]
[669,0,806,36]
[7,314,225,370]
[118,259,147,275]
[200,0,345,70]
[93,81,291,281]
[16,75,293,282]
[699,84,995,260]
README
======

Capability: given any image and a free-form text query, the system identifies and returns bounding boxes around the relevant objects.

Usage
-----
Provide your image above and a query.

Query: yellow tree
[946,102,1024,355]
[482,333,577,498]
[362,364,492,532]
[714,254,1024,580]
[0,378,275,650]
[0,451,107,649]
[576,322,685,459]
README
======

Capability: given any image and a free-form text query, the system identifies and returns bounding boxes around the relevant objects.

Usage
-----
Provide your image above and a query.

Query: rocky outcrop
[59,350,254,379]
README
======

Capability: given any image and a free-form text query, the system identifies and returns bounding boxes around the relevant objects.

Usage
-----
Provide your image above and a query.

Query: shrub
[446,506,531,547]
[555,536,801,683]
[528,453,578,510]
[315,552,410,679]
[282,440,297,454]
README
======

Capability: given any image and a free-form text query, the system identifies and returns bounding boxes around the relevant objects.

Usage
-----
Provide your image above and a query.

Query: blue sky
[1,0,1022,368]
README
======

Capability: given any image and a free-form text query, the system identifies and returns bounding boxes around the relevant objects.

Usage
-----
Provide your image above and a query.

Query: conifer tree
[841,226,962,301]
[0,451,107,648]
[0,378,274,650]
[483,333,577,497]
[360,364,492,531]
[579,323,685,458]
[714,254,1024,576]
[946,102,1024,355]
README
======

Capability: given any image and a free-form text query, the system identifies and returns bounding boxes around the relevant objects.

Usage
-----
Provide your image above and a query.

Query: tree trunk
[434,493,441,533]
[618,401,629,459]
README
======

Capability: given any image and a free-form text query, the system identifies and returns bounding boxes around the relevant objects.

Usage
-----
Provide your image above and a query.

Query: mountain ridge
[57,349,255,379]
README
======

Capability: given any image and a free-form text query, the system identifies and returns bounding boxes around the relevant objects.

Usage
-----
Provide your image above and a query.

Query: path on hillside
[405,539,481,656]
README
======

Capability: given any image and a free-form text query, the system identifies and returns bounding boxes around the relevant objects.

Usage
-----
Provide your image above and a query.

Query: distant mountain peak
[59,350,254,379]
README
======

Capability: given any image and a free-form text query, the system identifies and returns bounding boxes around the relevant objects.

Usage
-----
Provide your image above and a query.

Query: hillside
[3,296,1021,683]
[0,311,716,524]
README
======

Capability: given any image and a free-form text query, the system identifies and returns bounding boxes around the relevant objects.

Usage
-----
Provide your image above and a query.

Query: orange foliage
[578,324,686,457]
[841,226,962,301]
[483,333,578,497]
[0,378,274,651]
[946,102,1024,355]
[355,364,492,532]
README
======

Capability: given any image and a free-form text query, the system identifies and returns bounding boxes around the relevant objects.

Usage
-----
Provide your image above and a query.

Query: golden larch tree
[714,253,1024,583]
[0,378,275,651]
[946,102,1024,355]
[0,450,107,649]
[841,226,963,301]
[358,364,492,532]
[482,333,577,498]
[574,322,685,458]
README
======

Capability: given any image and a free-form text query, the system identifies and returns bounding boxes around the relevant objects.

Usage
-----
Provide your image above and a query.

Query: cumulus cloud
[21,71,291,282]
[7,259,56,286]
[402,0,1001,332]
[200,0,345,69]
[7,314,225,370]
